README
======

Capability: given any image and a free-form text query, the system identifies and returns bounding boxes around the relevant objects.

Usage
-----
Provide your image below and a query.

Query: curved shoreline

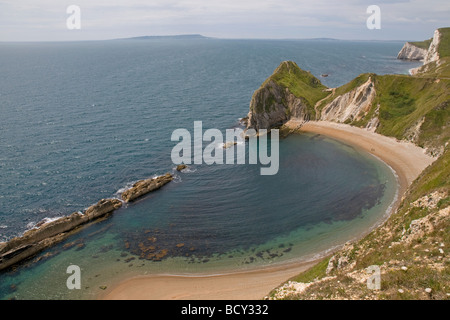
[101,121,436,300]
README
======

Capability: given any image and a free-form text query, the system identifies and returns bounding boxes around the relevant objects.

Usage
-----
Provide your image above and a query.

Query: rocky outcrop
[246,61,326,132]
[320,77,377,127]
[223,141,238,149]
[424,30,441,65]
[0,171,174,271]
[121,173,173,203]
[409,29,443,75]
[246,62,380,134]
[397,42,428,61]
[0,199,122,271]
[247,79,311,131]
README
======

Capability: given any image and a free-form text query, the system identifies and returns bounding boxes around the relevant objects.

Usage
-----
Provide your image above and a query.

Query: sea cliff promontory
[246,61,328,131]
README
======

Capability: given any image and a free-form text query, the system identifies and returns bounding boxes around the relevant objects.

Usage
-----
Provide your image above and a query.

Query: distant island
[117,34,209,40]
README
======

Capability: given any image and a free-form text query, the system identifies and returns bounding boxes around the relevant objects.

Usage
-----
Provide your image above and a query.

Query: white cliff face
[409,29,442,75]
[320,77,376,126]
[424,29,441,65]
[397,42,428,61]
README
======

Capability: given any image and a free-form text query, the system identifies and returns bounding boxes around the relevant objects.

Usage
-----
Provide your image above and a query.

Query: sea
[0,38,422,299]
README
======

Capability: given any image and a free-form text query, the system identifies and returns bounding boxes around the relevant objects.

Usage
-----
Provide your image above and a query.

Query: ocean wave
[115,181,139,196]
[172,174,182,184]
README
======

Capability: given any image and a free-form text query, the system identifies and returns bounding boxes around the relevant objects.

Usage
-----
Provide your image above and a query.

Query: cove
[0,132,397,300]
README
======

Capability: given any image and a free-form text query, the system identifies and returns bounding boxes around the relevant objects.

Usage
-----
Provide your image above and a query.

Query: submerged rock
[121,173,173,203]
[223,141,238,149]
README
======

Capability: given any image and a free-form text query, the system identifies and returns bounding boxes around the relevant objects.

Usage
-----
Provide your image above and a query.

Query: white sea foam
[115,181,138,196]
[173,166,197,174]
[172,174,182,183]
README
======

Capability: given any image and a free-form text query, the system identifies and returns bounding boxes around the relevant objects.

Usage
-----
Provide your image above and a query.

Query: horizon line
[0,34,413,43]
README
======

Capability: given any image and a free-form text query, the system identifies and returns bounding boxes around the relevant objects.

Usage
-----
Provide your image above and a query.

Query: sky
[0,0,449,41]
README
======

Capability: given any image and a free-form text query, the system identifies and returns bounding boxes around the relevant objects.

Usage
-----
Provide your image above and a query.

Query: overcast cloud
[0,0,448,41]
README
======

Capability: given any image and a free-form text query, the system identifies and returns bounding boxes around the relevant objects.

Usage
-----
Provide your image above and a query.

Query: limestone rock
[223,141,238,149]
[121,173,173,203]
[320,77,376,124]
[246,61,325,131]
[424,30,441,65]
[247,80,310,131]
[0,199,123,272]
[397,42,427,61]
[84,199,122,221]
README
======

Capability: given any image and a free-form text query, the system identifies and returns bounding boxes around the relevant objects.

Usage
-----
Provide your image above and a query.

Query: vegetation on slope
[256,61,329,117]
[374,75,449,152]
[269,28,450,300]
[316,72,449,157]
[409,39,432,50]
[413,28,450,78]
[437,27,450,58]
[270,149,449,300]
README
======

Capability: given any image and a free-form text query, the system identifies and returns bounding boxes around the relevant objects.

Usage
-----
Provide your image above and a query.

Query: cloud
[0,0,449,41]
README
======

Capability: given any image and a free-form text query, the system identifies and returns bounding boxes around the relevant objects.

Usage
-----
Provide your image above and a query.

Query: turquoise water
[0,39,418,299]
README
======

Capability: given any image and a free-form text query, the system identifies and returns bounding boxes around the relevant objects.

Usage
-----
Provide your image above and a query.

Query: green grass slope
[257,61,329,117]
[409,38,432,50]
[269,149,449,300]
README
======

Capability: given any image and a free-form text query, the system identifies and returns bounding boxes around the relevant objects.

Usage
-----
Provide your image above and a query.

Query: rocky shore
[0,173,174,272]
[121,173,173,203]
[0,199,122,272]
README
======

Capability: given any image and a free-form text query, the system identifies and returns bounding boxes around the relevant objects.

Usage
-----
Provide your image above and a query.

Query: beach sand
[101,120,436,300]
[101,261,316,300]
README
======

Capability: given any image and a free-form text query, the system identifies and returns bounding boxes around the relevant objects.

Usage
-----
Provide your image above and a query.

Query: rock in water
[176,164,187,172]
[121,173,173,203]
[223,141,237,149]
[0,199,122,272]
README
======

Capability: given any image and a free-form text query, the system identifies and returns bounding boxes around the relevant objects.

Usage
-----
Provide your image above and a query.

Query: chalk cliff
[397,42,428,61]
[320,77,377,129]
[424,29,442,65]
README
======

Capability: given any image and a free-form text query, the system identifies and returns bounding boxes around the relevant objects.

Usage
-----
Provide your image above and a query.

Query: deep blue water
[0,39,420,299]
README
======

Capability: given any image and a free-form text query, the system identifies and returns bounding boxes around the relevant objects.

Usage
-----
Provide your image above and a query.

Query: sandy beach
[101,120,436,300]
